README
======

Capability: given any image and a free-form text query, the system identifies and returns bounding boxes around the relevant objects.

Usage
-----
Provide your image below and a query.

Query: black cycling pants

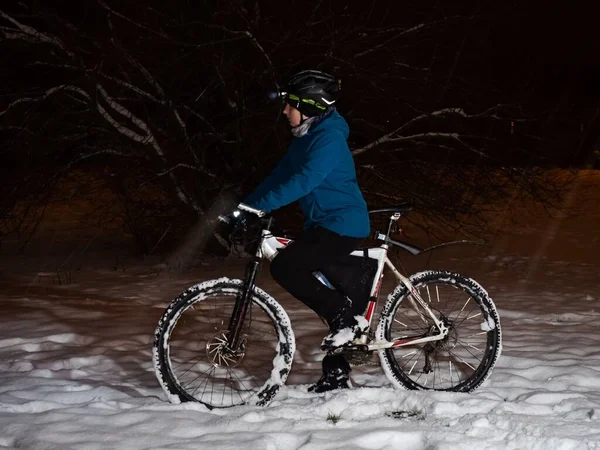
[270,226,364,322]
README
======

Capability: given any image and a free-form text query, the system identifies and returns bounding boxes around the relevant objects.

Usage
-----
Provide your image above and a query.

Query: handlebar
[218,203,267,224]
[237,203,266,217]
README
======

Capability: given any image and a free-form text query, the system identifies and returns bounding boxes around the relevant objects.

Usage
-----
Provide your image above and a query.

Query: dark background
[0,1,598,254]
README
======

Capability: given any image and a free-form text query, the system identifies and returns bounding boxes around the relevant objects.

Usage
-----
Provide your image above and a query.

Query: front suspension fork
[227,256,261,349]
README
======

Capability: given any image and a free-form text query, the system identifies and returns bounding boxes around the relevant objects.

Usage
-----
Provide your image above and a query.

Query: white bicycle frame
[236,203,449,352]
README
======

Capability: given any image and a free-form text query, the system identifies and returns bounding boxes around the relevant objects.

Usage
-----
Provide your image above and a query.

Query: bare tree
[0,1,279,250]
[0,1,578,252]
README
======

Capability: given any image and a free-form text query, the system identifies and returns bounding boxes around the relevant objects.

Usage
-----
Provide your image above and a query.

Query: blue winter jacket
[244,110,370,238]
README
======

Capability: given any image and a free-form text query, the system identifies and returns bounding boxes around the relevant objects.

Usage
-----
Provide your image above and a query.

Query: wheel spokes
[389,281,491,390]
[167,294,279,407]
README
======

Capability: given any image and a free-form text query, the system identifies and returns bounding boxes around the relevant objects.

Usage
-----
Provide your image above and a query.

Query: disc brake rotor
[206,331,247,368]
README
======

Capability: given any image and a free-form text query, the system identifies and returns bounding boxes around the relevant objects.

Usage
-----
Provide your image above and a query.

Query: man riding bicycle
[242,69,370,393]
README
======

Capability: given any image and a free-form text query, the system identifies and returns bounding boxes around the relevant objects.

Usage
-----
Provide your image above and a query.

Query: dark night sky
[1,1,598,167]
[0,0,598,252]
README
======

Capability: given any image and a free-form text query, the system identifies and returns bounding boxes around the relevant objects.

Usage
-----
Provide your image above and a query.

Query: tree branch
[352,105,525,156]
[0,85,90,118]
[0,10,73,56]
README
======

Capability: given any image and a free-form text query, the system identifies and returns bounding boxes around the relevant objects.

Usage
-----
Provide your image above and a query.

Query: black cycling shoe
[308,370,351,393]
[308,354,352,393]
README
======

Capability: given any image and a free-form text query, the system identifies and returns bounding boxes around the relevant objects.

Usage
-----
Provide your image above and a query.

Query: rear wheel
[153,278,295,408]
[377,271,501,392]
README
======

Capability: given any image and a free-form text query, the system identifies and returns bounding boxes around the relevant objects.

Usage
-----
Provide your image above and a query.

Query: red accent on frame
[365,301,376,322]
[275,238,291,246]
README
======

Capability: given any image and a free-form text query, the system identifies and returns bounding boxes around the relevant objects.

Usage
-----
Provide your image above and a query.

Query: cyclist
[242,69,370,393]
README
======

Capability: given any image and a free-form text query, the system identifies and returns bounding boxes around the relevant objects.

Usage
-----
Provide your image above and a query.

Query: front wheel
[153,277,295,408]
[377,271,501,392]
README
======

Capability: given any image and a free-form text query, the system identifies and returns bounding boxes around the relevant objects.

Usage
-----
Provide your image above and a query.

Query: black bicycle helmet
[281,70,341,117]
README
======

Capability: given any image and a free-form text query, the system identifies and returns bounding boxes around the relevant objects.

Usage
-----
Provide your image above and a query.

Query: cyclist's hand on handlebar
[218,207,263,247]
[237,203,266,217]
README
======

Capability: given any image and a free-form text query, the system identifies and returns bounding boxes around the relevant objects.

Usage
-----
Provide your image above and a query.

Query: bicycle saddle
[368,200,414,215]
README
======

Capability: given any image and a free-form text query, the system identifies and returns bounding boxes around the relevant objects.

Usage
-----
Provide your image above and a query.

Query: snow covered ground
[1,171,600,449]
